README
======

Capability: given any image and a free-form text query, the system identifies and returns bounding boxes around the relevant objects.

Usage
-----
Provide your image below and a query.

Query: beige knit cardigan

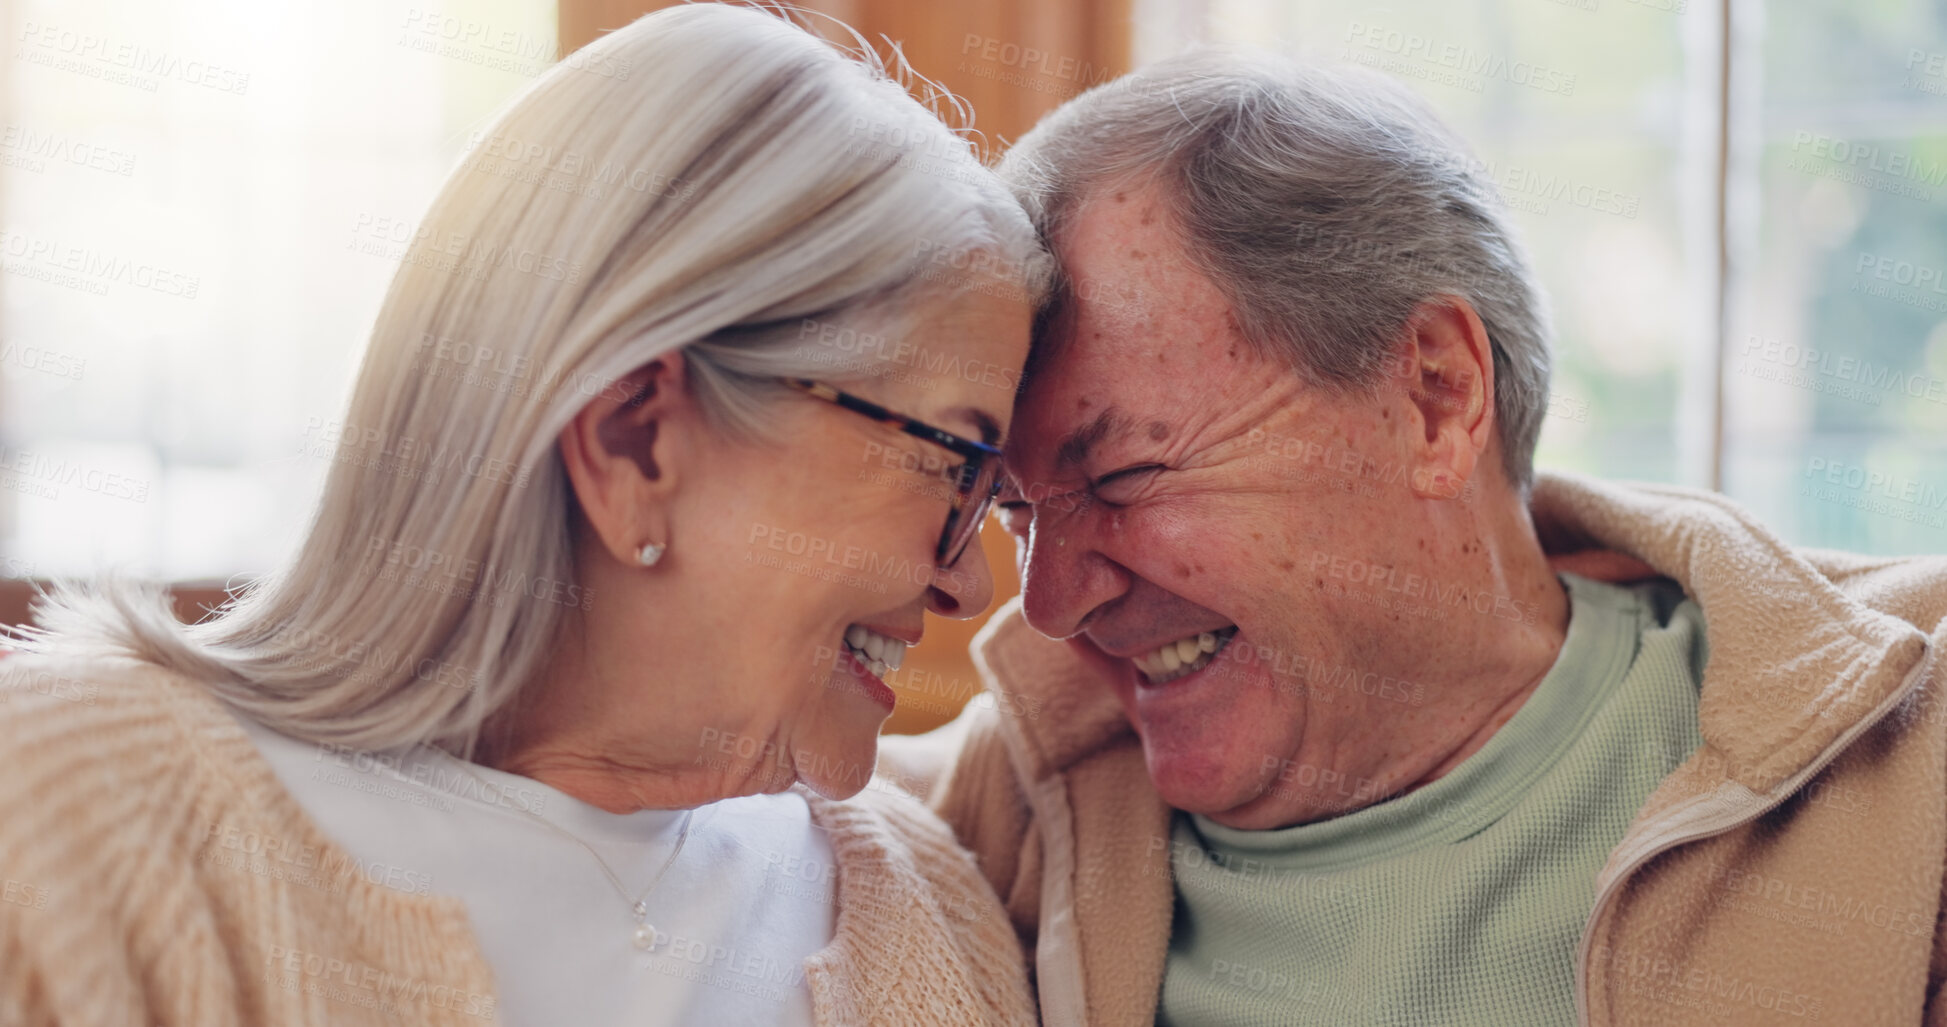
[881,472,1947,1026]
[0,655,1038,1026]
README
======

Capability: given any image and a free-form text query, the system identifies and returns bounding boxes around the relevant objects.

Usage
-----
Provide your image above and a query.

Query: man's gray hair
[999,48,1552,489]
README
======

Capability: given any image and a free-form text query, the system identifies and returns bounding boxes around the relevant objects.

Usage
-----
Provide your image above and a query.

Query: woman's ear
[558,356,689,566]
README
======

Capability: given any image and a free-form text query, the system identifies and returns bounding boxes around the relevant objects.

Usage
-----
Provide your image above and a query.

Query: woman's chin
[799,718,893,800]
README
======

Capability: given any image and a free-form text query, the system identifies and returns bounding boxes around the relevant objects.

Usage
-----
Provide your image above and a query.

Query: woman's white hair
[15,3,1050,756]
[1000,47,1552,490]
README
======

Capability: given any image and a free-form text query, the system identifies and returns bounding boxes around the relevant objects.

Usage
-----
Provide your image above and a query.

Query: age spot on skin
[1147,421,1170,441]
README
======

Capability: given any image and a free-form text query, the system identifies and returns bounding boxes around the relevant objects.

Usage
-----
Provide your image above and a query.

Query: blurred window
[1,0,558,579]
[3,0,1940,598]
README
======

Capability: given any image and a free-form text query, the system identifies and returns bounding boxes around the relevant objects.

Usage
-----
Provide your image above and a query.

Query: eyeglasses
[781,378,1003,568]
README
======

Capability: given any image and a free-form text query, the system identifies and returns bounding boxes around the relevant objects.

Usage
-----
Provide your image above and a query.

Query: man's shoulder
[804,773,967,854]
[1797,548,1947,631]
[971,600,1139,775]
[875,704,1036,833]
[793,773,1039,1022]
[1536,472,1947,630]
[795,776,1026,950]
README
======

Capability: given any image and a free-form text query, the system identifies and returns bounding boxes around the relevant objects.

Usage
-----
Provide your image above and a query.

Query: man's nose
[1018,518,1124,640]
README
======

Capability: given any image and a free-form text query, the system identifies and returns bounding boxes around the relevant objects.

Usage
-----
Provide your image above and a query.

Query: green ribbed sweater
[1160,573,1708,1026]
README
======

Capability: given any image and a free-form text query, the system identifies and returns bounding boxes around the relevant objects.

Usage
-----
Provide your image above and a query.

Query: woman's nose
[925,526,998,618]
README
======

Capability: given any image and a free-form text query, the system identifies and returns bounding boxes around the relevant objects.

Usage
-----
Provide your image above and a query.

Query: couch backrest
[0,579,240,633]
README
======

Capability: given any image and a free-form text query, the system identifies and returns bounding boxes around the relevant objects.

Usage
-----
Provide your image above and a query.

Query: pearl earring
[636,542,666,567]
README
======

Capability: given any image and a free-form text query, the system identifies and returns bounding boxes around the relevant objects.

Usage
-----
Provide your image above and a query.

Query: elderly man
[882,49,1947,1027]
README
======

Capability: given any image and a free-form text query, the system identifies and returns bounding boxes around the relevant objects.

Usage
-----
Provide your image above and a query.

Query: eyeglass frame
[780,377,1003,568]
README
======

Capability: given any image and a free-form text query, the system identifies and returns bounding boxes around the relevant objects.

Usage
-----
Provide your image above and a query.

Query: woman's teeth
[1133,627,1238,685]
[844,624,907,679]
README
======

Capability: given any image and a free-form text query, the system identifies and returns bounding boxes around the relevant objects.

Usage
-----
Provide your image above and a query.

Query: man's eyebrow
[1054,407,1129,469]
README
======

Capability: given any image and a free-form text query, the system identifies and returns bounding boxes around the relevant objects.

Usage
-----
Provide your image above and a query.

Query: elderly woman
[0,5,1048,1025]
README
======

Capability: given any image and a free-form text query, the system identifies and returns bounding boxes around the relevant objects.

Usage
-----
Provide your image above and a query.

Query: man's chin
[1138,736,1267,819]
[1118,652,1292,818]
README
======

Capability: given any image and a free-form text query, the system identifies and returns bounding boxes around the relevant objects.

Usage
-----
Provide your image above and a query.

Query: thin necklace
[447,758,695,950]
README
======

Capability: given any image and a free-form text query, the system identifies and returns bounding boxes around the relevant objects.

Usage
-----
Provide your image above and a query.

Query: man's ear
[1396,295,1494,500]
[558,356,687,566]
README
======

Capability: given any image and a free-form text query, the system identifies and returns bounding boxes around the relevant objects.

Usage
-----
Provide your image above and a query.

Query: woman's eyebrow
[944,405,1003,446]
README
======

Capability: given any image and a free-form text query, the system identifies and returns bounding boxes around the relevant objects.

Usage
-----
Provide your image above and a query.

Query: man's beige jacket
[882,473,1947,1026]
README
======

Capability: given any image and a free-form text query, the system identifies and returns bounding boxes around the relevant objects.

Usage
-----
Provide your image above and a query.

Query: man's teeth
[844,624,907,679]
[1133,627,1238,684]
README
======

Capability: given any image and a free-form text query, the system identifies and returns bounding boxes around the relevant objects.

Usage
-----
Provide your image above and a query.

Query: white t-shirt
[236,713,836,1027]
